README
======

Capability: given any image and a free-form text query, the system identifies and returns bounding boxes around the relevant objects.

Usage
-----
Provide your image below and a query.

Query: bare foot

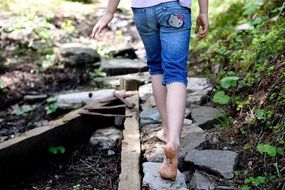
[156,129,167,143]
[159,142,178,180]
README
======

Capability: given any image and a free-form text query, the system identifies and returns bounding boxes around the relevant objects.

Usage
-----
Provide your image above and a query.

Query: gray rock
[140,95,156,110]
[187,87,212,105]
[143,124,207,163]
[186,78,213,105]
[179,124,208,161]
[139,83,153,101]
[142,162,187,190]
[215,186,237,190]
[190,170,215,190]
[93,75,121,88]
[190,105,225,129]
[90,127,123,150]
[140,107,161,122]
[140,107,191,127]
[140,118,161,127]
[108,44,138,59]
[185,150,239,179]
[120,72,151,90]
[100,59,148,76]
[94,72,150,89]
[235,23,251,31]
[144,143,165,163]
[187,78,213,93]
[56,43,100,67]
[184,119,193,126]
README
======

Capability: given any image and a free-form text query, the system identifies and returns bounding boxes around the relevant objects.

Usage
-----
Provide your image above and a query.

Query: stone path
[57,42,240,189]
[139,78,239,190]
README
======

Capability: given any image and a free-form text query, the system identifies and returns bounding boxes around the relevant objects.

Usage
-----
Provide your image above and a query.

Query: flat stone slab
[139,83,153,101]
[187,78,213,93]
[100,59,148,76]
[185,150,239,179]
[140,107,191,127]
[108,44,138,59]
[89,127,123,150]
[94,72,150,89]
[187,88,212,105]
[56,43,100,67]
[190,170,216,190]
[142,124,207,163]
[190,105,225,129]
[179,124,208,161]
[142,162,187,190]
[186,77,213,105]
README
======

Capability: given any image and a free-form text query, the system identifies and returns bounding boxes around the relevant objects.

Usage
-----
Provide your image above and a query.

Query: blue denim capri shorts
[132,1,192,86]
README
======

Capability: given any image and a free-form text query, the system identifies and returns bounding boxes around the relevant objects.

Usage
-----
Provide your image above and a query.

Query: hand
[194,13,209,40]
[91,13,114,39]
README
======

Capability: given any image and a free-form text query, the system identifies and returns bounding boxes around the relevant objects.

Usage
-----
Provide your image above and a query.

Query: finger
[195,23,200,33]
[200,24,208,35]
[197,31,208,40]
[95,25,104,38]
[91,25,99,38]
[198,29,208,38]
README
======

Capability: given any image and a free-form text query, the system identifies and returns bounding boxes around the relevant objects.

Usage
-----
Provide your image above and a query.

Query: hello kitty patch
[168,14,184,28]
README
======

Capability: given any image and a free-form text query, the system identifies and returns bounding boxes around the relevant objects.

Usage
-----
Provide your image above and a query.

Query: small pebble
[107,150,115,156]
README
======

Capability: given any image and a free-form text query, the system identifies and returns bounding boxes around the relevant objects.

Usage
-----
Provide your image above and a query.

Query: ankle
[167,140,180,150]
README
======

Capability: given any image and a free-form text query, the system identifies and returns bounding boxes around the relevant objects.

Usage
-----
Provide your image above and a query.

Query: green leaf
[47,96,57,103]
[57,146,65,154]
[45,102,58,115]
[13,105,37,116]
[0,79,7,89]
[49,146,65,155]
[256,109,266,120]
[220,76,239,89]
[257,144,277,157]
[213,91,230,104]
[49,146,58,155]
[242,185,250,190]
[245,176,267,186]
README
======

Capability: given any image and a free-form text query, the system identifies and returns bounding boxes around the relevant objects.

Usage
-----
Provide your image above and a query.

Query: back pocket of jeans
[132,9,150,33]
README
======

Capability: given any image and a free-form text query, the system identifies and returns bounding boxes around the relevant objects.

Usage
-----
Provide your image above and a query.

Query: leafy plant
[220,76,239,89]
[13,105,37,116]
[61,20,76,33]
[257,144,283,157]
[89,68,107,78]
[213,91,230,105]
[73,184,81,190]
[45,96,58,115]
[0,79,7,91]
[255,109,266,120]
[49,146,65,154]
[245,176,267,186]
[45,102,58,115]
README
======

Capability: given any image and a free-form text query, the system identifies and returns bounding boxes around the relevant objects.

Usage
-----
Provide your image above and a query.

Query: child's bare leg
[151,75,168,143]
[160,82,186,180]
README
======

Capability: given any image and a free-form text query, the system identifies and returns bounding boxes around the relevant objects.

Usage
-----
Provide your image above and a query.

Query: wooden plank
[0,98,122,184]
[118,94,141,190]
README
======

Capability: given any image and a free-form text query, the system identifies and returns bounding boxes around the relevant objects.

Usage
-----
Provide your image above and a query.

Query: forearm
[198,0,208,14]
[106,0,121,15]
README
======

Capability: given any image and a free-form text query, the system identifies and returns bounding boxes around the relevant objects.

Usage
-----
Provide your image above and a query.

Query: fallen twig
[79,159,104,178]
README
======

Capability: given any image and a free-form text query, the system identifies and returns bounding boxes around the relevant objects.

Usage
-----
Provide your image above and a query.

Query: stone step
[142,162,187,190]
[142,123,208,163]
[190,105,225,129]
[100,58,148,76]
[184,149,239,179]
